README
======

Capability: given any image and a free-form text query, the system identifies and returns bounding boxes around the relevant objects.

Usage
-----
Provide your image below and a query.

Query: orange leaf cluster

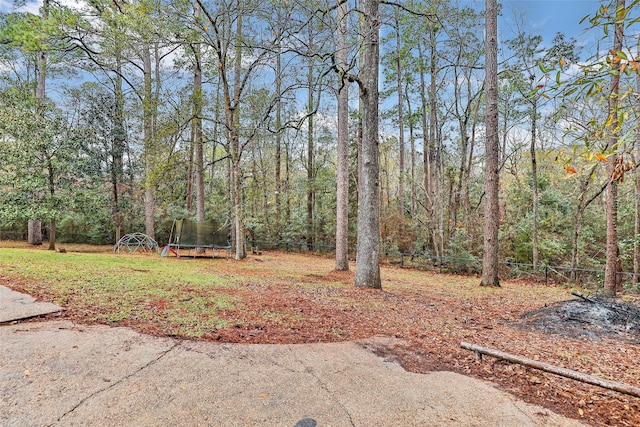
[565,166,577,174]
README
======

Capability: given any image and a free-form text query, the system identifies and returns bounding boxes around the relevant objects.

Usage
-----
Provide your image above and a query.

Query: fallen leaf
[259,393,269,399]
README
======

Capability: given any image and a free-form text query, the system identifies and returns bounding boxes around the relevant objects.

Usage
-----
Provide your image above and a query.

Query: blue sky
[0,0,606,44]
[0,0,609,60]
[502,0,601,46]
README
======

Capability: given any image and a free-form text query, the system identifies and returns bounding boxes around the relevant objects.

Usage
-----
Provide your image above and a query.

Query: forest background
[0,0,639,290]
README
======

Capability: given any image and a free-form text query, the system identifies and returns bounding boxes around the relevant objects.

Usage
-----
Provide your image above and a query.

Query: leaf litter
[4,250,640,426]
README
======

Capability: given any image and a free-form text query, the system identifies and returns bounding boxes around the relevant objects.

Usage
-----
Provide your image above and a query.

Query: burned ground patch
[518,294,640,343]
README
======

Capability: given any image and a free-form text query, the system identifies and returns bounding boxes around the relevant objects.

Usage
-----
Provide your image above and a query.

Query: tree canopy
[1,0,639,291]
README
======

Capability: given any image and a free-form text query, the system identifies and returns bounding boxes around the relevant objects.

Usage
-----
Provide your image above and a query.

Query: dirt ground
[6,251,640,426]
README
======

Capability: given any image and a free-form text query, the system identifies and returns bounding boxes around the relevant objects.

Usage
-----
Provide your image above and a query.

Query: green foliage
[1,12,47,53]
[0,0,637,281]
[0,86,80,223]
[445,228,480,273]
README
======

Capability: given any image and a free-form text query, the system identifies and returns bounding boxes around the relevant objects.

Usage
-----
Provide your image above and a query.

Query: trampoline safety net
[170,219,230,248]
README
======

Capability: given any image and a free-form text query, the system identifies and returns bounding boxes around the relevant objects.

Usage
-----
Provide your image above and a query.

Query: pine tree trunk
[143,40,155,240]
[231,4,246,259]
[407,92,416,218]
[429,25,441,258]
[47,158,56,250]
[335,0,350,271]
[29,0,48,248]
[193,0,205,242]
[480,0,500,287]
[193,3,205,253]
[185,125,194,212]
[395,11,405,251]
[113,53,125,243]
[604,0,625,295]
[531,96,539,270]
[307,29,315,251]
[418,43,434,253]
[635,35,640,285]
[354,0,381,289]
[275,31,283,240]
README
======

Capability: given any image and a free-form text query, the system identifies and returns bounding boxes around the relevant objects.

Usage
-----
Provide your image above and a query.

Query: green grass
[0,245,239,336]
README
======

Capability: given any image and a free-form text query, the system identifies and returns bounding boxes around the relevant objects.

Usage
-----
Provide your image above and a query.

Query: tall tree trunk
[29,0,49,247]
[450,45,468,238]
[604,0,625,295]
[354,0,381,289]
[395,11,405,250]
[193,2,205,224]
[231,6,246,259]
[335,0,350,270]
[47,158,56,250]
[142,40,155,240]
[227,154,235,248]
[112,52,125,243]
[44,0,55,251]
[635,35,640,286]
[285,137,291,227]
[275,28,283,240]
[406,85,416,218]
[464,97,480,233]
[480,0,500,287]
[186,124,194,212]
[530,96,539,270]
[193,1,206,254]
[429,23,442,258]
[418,43,433,253]
[451,117,467,236]
[307,25,315,251]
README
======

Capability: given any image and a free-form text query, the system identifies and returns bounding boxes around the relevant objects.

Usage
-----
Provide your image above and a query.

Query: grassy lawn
[0,240,569,339]
[0,242,241,336]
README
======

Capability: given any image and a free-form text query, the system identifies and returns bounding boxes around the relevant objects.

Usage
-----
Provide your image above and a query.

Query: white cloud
[1,0,85,15]
[0,0,39,14]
